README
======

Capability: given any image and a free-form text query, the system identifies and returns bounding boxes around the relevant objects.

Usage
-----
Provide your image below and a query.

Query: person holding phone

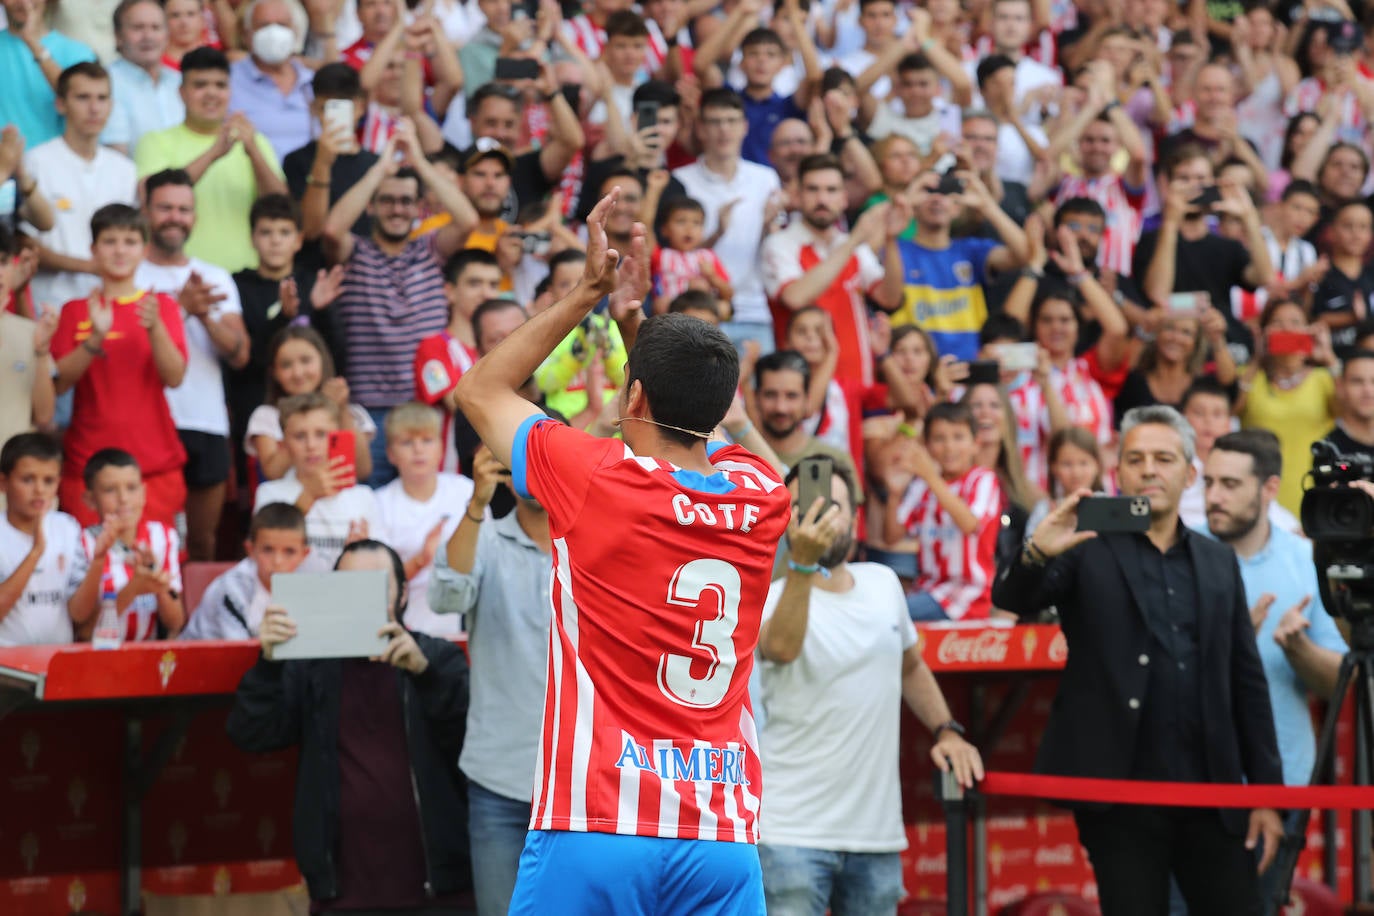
[1236,298,1338,515]
[993,405,1285,916]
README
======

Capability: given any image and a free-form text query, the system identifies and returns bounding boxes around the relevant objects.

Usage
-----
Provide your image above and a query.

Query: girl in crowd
[246,327,375,483]
[1026,425,1106,533]
[1237,298,1338,515]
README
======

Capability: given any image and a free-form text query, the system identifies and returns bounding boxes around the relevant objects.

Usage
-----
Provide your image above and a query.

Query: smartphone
[1165,292,1207,314]
[796,455,835,517]
[967,360,1001,386]
[559,82,581,112]
[327,429,357,484]
[1076,495,1151,533]
[1268,330,1315,356]
[322,98,356,153]
[494,57,540,82]
[998,342,1038,372]
[521,230,552,256]
[935,172,966,196]
[636,100,661,134]
[1327,19,1362,54]
[1189,185,1222,210]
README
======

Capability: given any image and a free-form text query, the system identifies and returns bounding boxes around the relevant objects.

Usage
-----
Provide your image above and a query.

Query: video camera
[1302,441,1374,619]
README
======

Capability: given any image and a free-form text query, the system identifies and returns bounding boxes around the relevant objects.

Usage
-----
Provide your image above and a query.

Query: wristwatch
[933,720,966,741]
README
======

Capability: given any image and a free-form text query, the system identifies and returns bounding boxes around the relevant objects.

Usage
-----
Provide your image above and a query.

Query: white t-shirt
[996,119,1048,186]
[836,48,889,99]
[757,562,918,851]
[253,476,380,571]
[672,159,782,325]
[869,100,962,155]
[0,511,88,647]
[243,402,377,456]
[135,258,242,437]
[374,473,473,637]
[25,138,138,310]
[965,55,1063,125]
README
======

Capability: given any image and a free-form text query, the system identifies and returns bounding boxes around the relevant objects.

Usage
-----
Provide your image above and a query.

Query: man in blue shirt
[1202,428,1345,786]
[0,0,96,146]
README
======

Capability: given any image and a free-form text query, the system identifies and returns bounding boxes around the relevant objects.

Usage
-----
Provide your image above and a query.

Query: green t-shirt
[134,123,284,273]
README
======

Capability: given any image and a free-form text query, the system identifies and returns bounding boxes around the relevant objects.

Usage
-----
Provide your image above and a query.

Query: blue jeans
[758,844,903,916]
[468,781,531,916]
[365,406,398,488]
[509,830,764,915]
[906,591,948,622]
[720,320,775,360]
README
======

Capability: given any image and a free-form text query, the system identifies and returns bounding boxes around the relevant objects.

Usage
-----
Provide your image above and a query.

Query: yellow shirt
[1240,368,1336,515]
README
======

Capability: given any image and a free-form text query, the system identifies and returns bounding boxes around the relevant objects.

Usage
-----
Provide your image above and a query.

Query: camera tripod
[1264,615,1374,916]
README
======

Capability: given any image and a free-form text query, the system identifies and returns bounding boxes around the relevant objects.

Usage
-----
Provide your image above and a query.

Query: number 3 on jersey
[657,559,742,709]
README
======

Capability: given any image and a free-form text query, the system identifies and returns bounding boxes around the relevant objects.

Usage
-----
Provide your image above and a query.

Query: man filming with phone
[993,405,1285,916]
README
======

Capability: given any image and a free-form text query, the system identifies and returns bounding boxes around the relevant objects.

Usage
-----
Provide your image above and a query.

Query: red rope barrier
[980,772,1374,810]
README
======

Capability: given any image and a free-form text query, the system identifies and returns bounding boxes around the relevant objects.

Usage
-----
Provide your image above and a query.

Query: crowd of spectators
[2,0,1374,909]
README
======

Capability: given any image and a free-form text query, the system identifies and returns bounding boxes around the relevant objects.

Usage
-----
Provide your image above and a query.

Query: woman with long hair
[1113,308,1236,425]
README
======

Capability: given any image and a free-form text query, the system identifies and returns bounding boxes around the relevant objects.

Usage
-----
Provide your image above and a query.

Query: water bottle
[92,575,122,650]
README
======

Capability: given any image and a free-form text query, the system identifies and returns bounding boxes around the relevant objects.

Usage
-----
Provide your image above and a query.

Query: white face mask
[252,23,296,64]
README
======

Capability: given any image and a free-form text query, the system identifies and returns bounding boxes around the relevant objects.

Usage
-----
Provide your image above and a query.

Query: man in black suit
[992,405,1284,916]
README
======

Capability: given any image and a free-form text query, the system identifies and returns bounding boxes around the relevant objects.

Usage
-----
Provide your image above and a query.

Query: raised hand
[321,376,350,409]
[279,277,300,319]
[128,545,172,596]
[345,518,369,545]
[138,294,164,331]
[469,445,510,510]
[1272,595,1313,649]
[87,294,115,340]
[376,621,429,674]
[582,190,626,298]
[1048,224,1086,275]
[1027,488,1099,558]
[786,494,846,567]
[415,519,446,568]
[179,272,227,319]
[311,265,345,310]
[32,304,57,355]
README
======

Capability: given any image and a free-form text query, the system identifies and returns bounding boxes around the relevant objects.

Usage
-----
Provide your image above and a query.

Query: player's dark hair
[145,168,194,202]
[472,298,527,350]
[250,193,301,231]
[625,315,739,447]
[57,61,108,98]
[659,196,705,226]
[667,289,719,318]
[1213,429,1283,482]
[897,52,934,75]
[312,61,362,99]
[1180,375,1234,411]
[633,79,680,109]
[83,448,140,489]
[700,87,744,115]
[797,153,844,184]
[754,349,811,393]
[976,54,1015,90]
[249,501,307,540]
[1054,196,1106,226]
[91,203,149,242]
[1028,281,1080,339]
[924,401,977,438]
[180,46,230,76]
[472,81,526,113]
[1281,178,1321,203]
[441,247,500,284]
[336,539,409,621]
[0,432,62,476]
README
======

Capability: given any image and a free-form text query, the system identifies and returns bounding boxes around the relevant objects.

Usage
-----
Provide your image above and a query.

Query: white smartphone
[322,98,356,151]
[1166,291,1208,314]
[998,342,1039,372]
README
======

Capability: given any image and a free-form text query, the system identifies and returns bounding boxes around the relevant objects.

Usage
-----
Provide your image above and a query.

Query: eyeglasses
[375,195,418,209]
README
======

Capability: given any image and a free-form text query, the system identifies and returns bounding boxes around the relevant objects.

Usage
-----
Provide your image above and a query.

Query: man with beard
[135,168,247,561]
[321,120,477,486]
[1325,351,1374,465]
[753,350,859,485]
[760,154,903,387]
[994,406,1285,916]
[458,144,515,257]
[755,459,982,912]
[1203,429,1345,904]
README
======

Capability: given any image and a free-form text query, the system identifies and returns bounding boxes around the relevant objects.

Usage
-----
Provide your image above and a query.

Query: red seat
[182,561,235,616]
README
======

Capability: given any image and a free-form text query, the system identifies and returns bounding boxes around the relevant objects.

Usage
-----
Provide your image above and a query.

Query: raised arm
[322,134,398,264]
[454,192,647,467]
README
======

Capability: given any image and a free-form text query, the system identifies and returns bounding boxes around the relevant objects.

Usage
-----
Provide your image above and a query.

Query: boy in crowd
[374,403,473,638]
[884,402,1003,621]
[253,392,378,570]
[0,434,106,646]
[413,249,504,472]
[647,196,734,315]
[668,289,725,325]
[80,448,185,641]
[181,502,312,640]
[1311,200,1374,360]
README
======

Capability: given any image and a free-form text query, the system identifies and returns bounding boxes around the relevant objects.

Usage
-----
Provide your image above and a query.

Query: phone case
[328,430,357,483]
[796,456,834,517]
[1075,496,1151,533]
[1267,330,1314,356]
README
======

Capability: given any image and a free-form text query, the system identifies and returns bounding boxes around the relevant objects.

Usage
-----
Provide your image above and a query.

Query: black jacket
[991,529,1283,832]
[225,635,470,901]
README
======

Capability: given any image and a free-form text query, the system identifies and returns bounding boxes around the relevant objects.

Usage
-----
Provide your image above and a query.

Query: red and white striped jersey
[413,331,476,473]
[512,418,791,842]
[81,521,182,642]
[895,465,1002,620]
[1285,79,1366,144]
[1054,173,1146,276]
[651,246,731,303]
[1008,378,1052,493]
[1232,228,1318,323]
[562,14,668,72]
[1052,357,1113,448]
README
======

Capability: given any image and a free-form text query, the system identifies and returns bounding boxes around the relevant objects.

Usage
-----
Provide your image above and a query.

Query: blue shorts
[508,830,766,916]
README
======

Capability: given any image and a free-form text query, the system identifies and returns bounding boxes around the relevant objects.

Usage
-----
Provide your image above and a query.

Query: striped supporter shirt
[337,234,450,409]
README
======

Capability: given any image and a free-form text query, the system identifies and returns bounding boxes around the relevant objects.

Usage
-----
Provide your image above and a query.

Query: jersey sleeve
[511,416,622,527]
[759,231,803,300]
[51,298,85,361]
[708,250,731,284]
[895,479,928,535]
[414,335,458,405]
[856,242,885,292]
[967,470,1004,526]
[157,294,189,358]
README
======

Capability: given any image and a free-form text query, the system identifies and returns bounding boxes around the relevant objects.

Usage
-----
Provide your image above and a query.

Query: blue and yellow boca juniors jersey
[891,236,1001,363]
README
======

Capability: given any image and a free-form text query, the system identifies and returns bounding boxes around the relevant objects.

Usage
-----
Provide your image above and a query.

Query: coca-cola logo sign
[935,629,1012,665]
